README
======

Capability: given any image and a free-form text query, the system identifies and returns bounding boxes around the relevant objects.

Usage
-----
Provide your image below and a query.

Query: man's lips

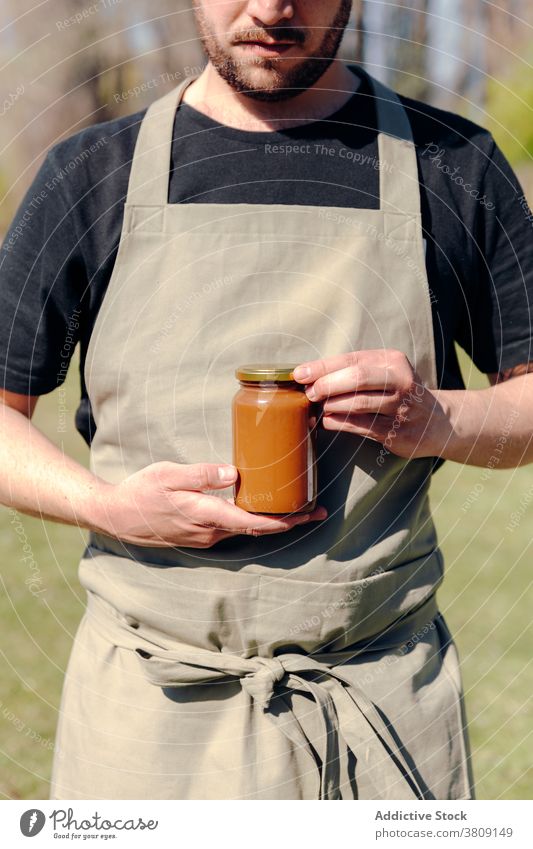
[235,40,299,55]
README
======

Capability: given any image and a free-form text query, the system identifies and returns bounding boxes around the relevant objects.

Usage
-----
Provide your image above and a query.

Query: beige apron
[50,67,475,800]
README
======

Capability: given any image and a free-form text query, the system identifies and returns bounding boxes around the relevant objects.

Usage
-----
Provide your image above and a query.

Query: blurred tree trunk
[485,0,530,78]
[354,1,366,65]
[338,1,367,68]
[392,0,431,102]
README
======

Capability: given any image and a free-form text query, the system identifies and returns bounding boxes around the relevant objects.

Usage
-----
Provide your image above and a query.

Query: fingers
[322,390,400,416]
[322,412,390,442]
[293,349,403,383]
[293,351,366,383]
[293,350,420,403]
[185,494,328,537]
[238,507,328,537]
[305,365,394,401]
[148,461,238,492]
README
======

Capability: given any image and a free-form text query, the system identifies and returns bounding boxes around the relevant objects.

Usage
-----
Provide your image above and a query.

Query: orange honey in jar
[232,364,318,515]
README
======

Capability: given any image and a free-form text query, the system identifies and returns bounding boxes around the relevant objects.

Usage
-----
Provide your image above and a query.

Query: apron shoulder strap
[126,74,199,207]
[353,66,422,216]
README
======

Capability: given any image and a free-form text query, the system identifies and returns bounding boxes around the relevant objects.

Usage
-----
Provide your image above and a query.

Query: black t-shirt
[1,65,532,447]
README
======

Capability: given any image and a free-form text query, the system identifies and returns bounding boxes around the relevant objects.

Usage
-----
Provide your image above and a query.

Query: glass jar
[232,364,318,515]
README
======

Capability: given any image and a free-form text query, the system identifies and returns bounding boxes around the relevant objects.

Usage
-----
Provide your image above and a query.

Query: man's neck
[181,61,360,132]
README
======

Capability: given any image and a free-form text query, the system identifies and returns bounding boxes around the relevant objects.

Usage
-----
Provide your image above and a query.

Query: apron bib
[50,68,475,800]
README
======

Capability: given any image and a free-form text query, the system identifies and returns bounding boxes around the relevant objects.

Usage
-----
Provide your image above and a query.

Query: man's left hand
[293,349,450,460]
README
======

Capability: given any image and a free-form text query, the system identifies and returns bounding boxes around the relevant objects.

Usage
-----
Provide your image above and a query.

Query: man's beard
[194,0,353,102]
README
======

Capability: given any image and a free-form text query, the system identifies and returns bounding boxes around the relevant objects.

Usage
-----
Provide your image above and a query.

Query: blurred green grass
[0,350,531,800]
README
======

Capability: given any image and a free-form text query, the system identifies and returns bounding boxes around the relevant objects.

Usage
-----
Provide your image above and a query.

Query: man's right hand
[97,461,327,548]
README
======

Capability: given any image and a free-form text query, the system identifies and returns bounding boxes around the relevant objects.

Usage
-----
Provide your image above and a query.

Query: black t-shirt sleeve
[0,149,86,395]
[456,137,533,373]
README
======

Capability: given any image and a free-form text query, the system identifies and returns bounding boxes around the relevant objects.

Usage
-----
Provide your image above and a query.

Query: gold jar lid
[235,363,301,382]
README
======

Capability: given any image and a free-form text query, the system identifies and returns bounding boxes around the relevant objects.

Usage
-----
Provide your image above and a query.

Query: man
[1,0,532,800]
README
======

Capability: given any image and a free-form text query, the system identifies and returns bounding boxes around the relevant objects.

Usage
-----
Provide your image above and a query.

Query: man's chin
[215,60,331,102]
[218,63,305,102]
[241,85,304,103]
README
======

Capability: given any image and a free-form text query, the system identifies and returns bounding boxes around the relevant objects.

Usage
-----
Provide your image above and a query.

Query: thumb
[169,462,238,492]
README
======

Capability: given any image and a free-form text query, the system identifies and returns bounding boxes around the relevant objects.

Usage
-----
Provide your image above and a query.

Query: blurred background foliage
[0,0,532,800]
[485,49,533,166]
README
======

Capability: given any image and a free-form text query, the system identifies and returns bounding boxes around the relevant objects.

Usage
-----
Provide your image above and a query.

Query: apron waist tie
[85,590,438,801]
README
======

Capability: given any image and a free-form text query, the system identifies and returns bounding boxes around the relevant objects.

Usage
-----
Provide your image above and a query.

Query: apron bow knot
[240,656,286,708]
